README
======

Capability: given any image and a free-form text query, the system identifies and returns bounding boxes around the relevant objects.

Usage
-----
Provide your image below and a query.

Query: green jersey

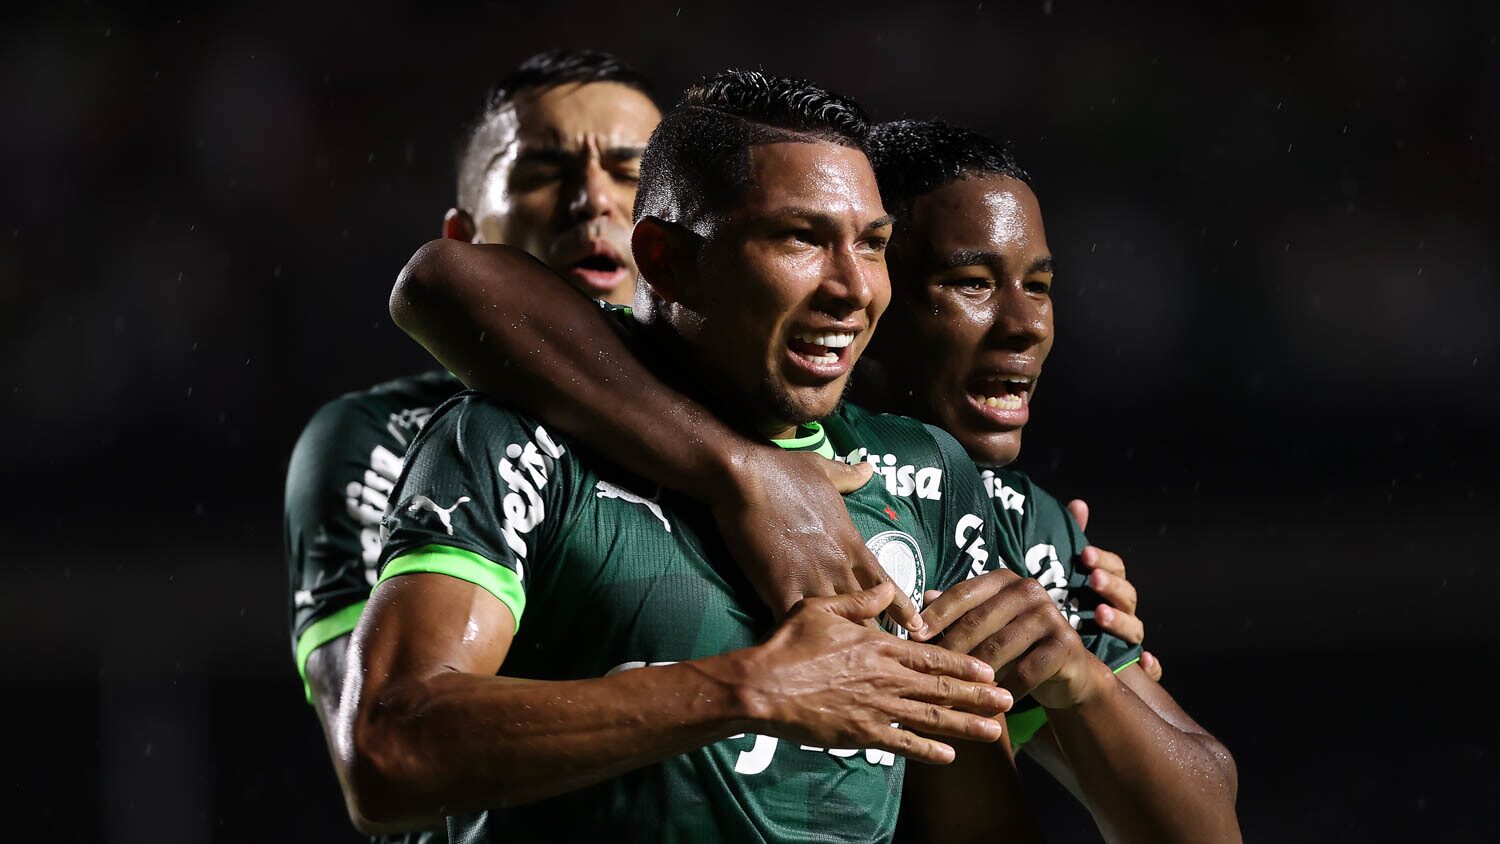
[978,467,1143,749]
[285,370,463,695]
[283,371,461,844]
[377,394,1005,843]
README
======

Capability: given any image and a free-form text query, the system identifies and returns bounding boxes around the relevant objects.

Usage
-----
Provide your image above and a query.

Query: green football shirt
[377,393,1006,843]
[285,370,463,696]
[977,467,1143,750]
[284,370,462,844]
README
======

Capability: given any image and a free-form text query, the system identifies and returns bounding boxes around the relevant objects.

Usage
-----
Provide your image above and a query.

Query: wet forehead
[509,81,660,151]
[914,174,1047,261]
[740,141,885,219]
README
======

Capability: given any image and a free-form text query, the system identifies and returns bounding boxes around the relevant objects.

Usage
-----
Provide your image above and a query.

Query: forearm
[348,654,750,823]
[1043,666,1240,844]
[390,239,759,502]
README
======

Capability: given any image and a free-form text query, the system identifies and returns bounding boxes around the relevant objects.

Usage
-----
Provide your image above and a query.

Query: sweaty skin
[390,171,1237,841]
[883,174,1236,843]
[342,577,1006,824]
[457,81,660,305]
[293,74,662,838]
[348,138,1019,827]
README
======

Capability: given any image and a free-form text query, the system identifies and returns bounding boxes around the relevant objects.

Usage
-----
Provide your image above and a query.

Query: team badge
[866,530,926,638]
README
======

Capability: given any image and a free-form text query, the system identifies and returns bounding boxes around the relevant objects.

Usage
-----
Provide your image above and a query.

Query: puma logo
[407,495,471,535]
[595,481,670,532]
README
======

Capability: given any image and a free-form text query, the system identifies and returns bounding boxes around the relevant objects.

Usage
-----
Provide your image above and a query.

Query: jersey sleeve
[377,394,579,632]
[995,473,1144,751]
[1017,481,1143,674]
[284,397,407,702]
[924,423,1011,591]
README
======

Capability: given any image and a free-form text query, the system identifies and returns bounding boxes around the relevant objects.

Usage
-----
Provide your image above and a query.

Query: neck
[636,321,800,444]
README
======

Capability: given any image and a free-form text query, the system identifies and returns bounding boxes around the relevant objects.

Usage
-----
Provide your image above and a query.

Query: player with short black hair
[451,47,658,305]
[386,103,1240,839]
[344,70,1018,841]
[283,48,661,839]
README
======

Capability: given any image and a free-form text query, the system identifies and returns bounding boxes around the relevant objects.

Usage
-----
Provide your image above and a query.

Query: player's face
[474,81,660,305]
[693,141,893,436]
[884,174,1054,466]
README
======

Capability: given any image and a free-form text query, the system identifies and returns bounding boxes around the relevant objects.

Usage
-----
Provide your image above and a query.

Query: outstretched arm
[389,238,921,630]
[341,575,1007,827]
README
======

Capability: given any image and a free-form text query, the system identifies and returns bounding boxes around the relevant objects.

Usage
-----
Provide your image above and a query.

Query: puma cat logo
[408,495,471,535]
[595,481,670,532]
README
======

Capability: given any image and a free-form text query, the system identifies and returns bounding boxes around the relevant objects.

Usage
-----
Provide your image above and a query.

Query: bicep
[353,572,517,688]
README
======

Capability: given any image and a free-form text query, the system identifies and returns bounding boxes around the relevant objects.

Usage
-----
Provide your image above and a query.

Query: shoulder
[828,403,957,466]
[987,467,1082,544]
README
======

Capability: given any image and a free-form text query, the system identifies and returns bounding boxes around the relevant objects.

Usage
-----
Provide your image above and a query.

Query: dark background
[3,0,1496,840]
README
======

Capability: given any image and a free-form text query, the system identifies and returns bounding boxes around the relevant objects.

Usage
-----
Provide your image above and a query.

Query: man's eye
[942,278,995,293]
[1025,279,1052,294]
[780,229,816,244]
[861,236,889,252]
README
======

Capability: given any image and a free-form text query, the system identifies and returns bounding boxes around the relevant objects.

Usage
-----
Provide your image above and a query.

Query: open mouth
[563,248,629,292]
[785,329,857,378]
[966,375,1035,424]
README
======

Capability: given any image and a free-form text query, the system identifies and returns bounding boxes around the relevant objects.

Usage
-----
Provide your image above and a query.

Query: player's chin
[774,380,847,425]
[955,425,1023,468]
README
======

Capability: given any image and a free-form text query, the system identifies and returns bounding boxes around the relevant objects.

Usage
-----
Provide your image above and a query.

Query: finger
[804,580,897,623]
[902,669,1013,716]
[892,639,996,684]
[820,459,876,494]
[1094,604,1145,645]
[888,698,1004,744]
[936,576,1050,655]
[923,590,942,604]
[1066,498,1089,532]
[851,546,924,634]
[912,569,1019,641]
[867,725,956,765]
[1089,569,1137,615]
[1141,651,1164,682]
[1081,546,1127,579]
[994,639,1071,702]
[1080,547,1126,581]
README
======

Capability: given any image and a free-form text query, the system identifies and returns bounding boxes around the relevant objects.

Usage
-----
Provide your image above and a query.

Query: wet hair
[866,119,1032,220]
[632,69,871,227]
[456,49,656,209]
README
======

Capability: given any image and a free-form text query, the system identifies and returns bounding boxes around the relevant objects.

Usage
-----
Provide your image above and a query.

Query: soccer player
[862,120,1237,841]
[283,49,660,838]
[387,109,1239,837]
[342,71,1019,841]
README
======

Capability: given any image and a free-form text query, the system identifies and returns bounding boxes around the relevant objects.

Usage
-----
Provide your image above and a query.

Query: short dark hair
[866,120,1032,220]
[457,49,655,209]
[633,69,871,226]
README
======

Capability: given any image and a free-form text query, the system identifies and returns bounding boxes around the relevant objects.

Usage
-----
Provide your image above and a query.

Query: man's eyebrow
[758,209,896,231]
[936,250,1057,273]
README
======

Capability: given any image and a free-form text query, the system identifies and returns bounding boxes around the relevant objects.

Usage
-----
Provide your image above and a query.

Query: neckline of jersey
[771,422,836,460]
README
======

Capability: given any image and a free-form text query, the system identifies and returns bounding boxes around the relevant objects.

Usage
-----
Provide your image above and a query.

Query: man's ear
[443,208,477,242]
[631,216,702,308]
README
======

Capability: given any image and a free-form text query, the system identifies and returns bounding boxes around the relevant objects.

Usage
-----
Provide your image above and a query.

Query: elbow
[343,694,435,828]
[390,238,456,333]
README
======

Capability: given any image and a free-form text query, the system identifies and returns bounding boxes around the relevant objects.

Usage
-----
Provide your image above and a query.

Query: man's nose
[565,160,617,222]
[988,282,1049,349]
[818,247,882,316]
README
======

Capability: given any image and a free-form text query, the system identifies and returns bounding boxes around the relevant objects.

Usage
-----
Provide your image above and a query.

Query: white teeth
[795,331,855,349]
[1005,376,1033,385]
[980,395,1024,410]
